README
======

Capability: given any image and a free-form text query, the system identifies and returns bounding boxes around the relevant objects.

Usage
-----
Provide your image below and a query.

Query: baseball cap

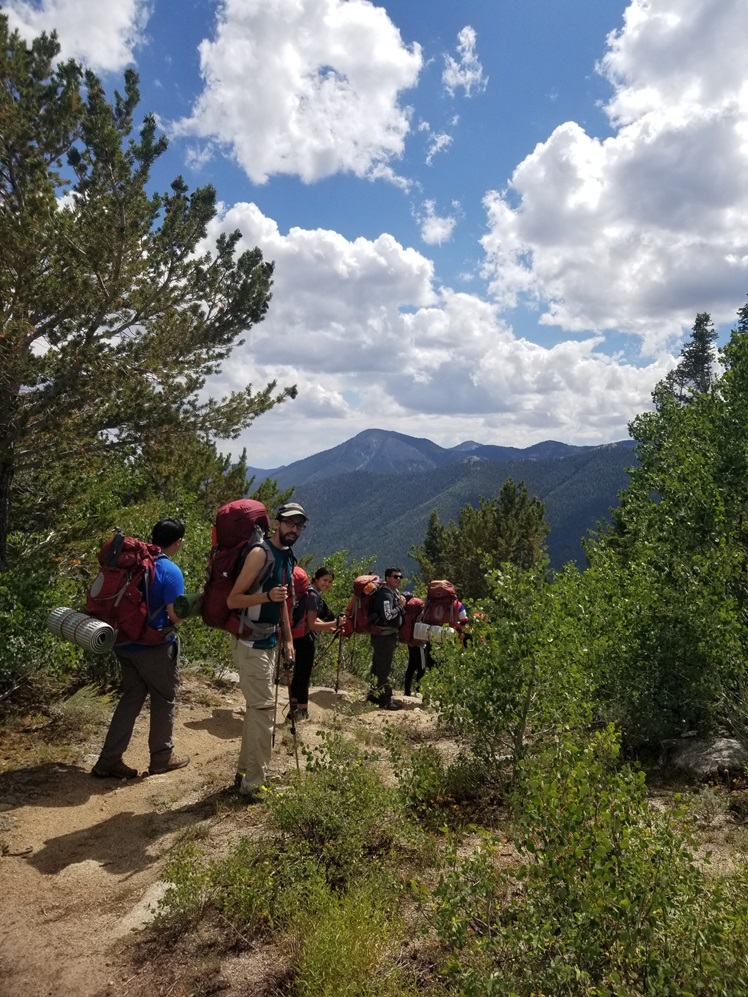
[276,502,308,522]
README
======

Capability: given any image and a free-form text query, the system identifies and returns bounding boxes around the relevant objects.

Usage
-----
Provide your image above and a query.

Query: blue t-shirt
[122,555,184,651]
[149,556,184,630]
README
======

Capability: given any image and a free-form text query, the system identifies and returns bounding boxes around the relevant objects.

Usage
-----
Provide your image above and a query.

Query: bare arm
[166,604,183,625]
[227,547,287,610]
[306,606,339,633]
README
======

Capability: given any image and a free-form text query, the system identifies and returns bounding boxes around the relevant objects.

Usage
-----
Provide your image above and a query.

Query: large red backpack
[85,530,167,645]
[287,565,311,639]
[201,500,273,635]
[421,579,460,627]
[341,574,382,636]
[399,596,425,644]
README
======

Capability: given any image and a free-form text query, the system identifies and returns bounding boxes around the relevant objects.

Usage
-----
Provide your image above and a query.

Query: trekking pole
[334,629,343,694]
[278,610,302,776]
[309,627,340,668]
[283,650,301,776]
[271,641,282,748]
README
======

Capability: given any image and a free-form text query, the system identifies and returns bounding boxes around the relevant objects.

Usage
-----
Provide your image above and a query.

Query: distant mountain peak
[452,440,483,452]
[246,429,634,491]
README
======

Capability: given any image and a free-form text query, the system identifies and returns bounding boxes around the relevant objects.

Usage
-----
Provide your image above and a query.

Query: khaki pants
[231,638,277,792]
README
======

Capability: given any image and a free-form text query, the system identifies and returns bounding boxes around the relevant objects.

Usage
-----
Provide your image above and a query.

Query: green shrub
[295,874,418,997]
[0,559,85,698]
[265,731,408,886]
[429,727,748,996]
[426,562,594,775]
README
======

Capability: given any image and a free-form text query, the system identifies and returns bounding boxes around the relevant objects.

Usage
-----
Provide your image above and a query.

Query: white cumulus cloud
[442,25,487,98]
[198,203,668,465]
[3,0,151,72]
[416,199,458,246]
[174,0,422,184]
[480,0,748,354]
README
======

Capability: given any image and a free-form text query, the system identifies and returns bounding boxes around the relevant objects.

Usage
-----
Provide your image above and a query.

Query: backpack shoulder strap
[243,538,275,594]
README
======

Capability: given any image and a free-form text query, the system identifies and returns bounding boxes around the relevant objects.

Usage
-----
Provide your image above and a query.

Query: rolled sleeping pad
[413,621,456,643]
[46,607,116,655]
[173,592,203,619]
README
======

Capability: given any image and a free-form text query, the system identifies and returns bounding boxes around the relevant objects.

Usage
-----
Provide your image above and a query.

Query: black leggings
[404,644,426,695]
[291,633,315,706]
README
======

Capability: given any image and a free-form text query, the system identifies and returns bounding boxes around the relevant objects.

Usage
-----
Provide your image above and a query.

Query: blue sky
[5,0,748,466]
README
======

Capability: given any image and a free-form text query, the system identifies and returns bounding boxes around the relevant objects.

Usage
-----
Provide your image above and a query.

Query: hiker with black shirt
[227,502,306,798]
[402,591,427,697]
[92,518,189,779]
[289,566,342,721]
[367,567,406,710]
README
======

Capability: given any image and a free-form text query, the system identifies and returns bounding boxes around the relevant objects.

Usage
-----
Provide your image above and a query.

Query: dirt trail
[0,675,431,997]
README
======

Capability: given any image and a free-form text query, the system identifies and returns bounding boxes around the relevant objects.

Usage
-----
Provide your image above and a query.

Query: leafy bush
[0,557,85,699]
[429,726,748,996]
[159,733,413,940]
[265,731,409,886]
[426,562,594,774]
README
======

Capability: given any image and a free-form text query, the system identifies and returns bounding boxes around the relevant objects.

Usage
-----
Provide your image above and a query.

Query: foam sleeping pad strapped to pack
[46,607,116,655]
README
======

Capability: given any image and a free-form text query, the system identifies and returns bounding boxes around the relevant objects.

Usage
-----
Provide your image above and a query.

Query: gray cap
[276,502,308,522]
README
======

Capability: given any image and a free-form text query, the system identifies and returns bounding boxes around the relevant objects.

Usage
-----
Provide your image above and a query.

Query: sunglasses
[390,574,403,579]
[282,517,307,530]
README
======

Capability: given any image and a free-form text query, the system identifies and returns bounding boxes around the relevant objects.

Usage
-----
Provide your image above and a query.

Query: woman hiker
[289,566,342,720]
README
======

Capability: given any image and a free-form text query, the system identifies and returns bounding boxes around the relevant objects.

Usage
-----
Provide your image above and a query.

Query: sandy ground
[0,673,433,997]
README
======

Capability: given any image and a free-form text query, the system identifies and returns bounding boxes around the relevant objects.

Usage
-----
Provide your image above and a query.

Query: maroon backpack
[399,597,425,644]
[421,579,460,627]
[85,531,167,645]
[201,499,274,636]
[341,574,382,635]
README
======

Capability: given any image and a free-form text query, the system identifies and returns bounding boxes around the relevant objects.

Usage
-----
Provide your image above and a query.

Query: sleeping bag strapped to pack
[201,499,273,636]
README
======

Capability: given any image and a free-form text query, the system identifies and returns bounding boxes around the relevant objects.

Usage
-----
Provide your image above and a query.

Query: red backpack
[341,574,382,636]
[85,531,167,645]
[288,565,311,639]
[201,499,274,636]
[421,579,460,627]
[399,597,425,644]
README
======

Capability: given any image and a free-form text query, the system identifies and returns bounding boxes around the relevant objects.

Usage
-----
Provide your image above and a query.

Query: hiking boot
[92,757,138,779]
[148,753,190,775]
[288,707,309,722]
[380,699,403,711]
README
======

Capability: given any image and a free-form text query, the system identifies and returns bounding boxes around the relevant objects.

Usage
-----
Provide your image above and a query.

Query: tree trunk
[0,458,14,571]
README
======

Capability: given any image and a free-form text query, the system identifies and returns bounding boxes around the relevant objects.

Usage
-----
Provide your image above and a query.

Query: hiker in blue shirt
[92,518,189,779]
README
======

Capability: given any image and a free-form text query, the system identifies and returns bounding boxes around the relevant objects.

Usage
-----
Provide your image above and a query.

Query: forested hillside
[290,442,635,573]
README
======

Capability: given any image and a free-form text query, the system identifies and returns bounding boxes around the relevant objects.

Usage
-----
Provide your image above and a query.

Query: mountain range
[247,429,638,577]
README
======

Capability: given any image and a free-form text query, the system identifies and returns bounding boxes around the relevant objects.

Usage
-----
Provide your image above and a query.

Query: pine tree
[0,19,294,567]
[659,312,717,404]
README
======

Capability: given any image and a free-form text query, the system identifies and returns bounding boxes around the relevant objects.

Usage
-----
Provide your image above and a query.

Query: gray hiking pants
[99,641,179,764]
[370,633,398,704]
